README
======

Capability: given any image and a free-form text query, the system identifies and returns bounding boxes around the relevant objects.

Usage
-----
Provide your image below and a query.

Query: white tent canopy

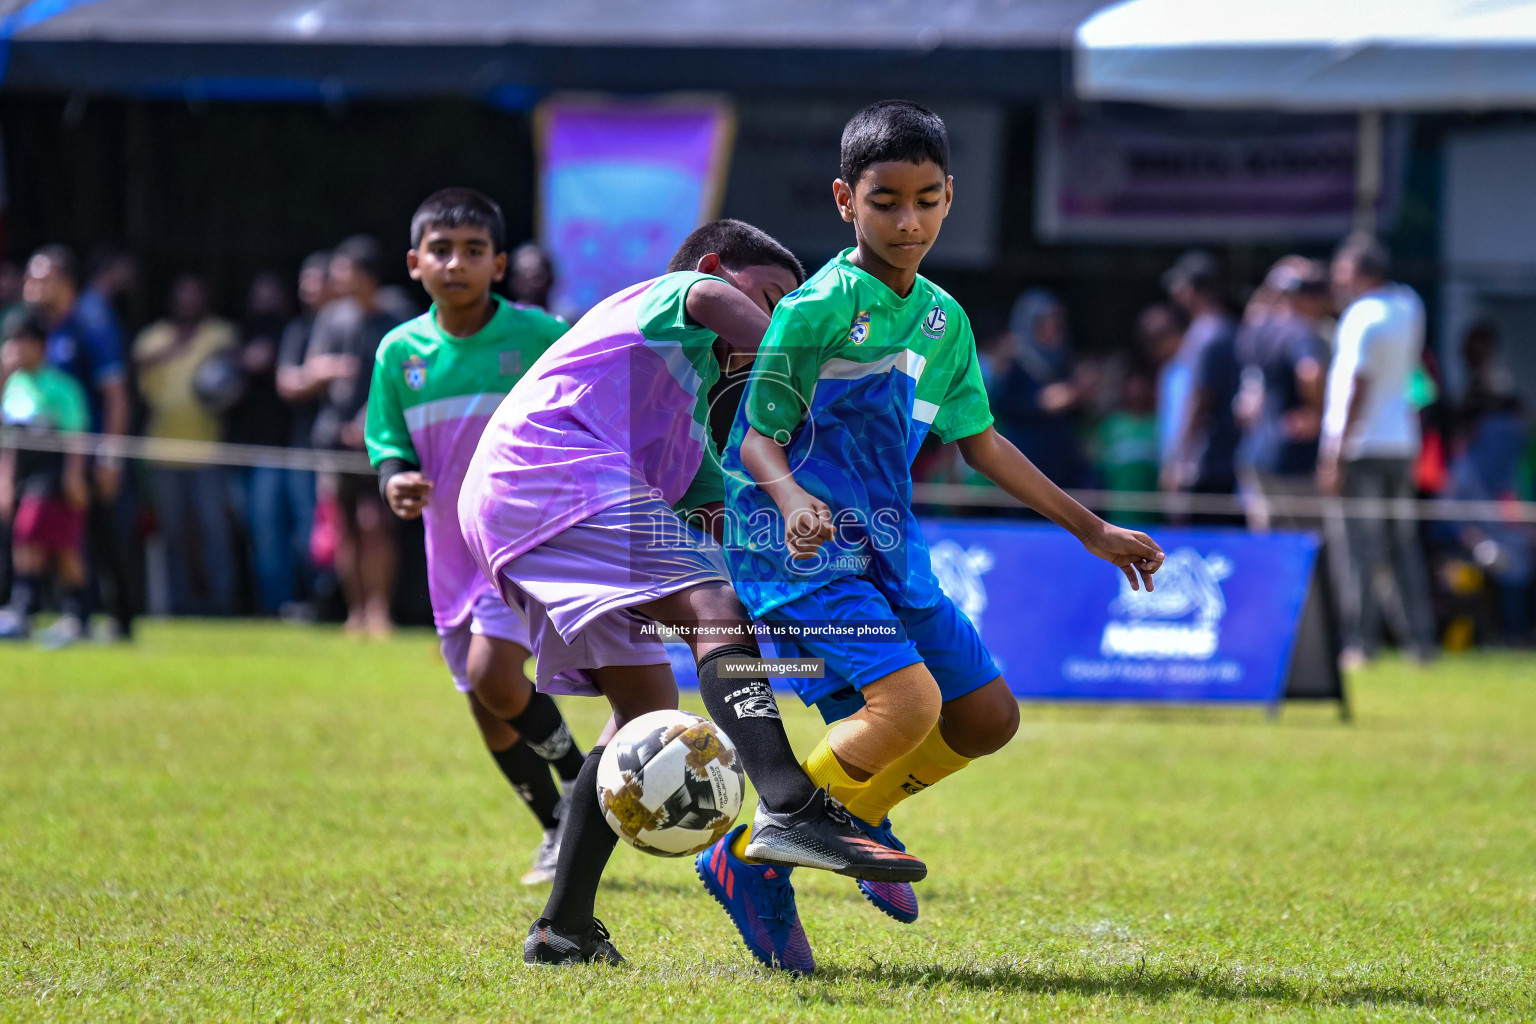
[1075,0,1536,110]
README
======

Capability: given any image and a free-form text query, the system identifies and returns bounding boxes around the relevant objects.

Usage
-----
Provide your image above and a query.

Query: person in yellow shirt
[133,274,238,614]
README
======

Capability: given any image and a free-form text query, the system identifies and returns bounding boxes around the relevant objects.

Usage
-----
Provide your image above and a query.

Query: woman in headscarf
[988,289,1086,488]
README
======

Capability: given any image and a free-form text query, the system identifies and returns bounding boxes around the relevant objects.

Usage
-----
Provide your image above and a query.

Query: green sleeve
[364,342,417,469]
[931,314,995,443]
[634,272,717,342]
[56,376,90,433]
[673,436,725,515]
[744,305,822,442]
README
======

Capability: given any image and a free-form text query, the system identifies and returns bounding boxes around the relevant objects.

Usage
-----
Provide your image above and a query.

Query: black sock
[490,741,563,831]
[697,643,816,813]
[61,585,88,622]
[7,573,41,616]
[542,745,617,933]
[504,691,585,782]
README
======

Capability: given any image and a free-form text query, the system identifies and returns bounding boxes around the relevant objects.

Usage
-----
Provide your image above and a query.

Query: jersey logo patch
[402,354,428,391]
[847,310,871,346]
[921,305,947,339]
[499,350,523,376]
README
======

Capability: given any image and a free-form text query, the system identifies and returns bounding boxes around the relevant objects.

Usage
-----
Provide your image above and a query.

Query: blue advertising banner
[667,521,1320,705]
[922,521,1319,704]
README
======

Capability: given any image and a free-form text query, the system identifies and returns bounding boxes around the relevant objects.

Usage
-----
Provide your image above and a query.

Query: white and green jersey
[722,249,994,617]
[365,296,568,629]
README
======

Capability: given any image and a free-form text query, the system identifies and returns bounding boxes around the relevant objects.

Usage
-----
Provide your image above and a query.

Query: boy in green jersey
[699,101,1166,972]
[364,189,588,885]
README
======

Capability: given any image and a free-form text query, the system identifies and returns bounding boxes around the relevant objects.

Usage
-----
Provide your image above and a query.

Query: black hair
[333,235,386,282]
[1336,232,1391,281]
[2,306,49,342]
[28,243,78,284]
[300,250,332,277]
[667,219,804,284]
[85,245,129,282]
[839,100,950,187]
[410,188,507,252]
[1162,249,1223,301]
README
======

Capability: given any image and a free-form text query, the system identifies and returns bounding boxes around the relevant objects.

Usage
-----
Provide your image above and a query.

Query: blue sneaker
[853,817,919,923]
[695,824,815,975]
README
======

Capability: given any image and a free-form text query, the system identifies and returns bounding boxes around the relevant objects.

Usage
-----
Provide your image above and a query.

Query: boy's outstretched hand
[1082,522,1164,592]
[385,472,433,520]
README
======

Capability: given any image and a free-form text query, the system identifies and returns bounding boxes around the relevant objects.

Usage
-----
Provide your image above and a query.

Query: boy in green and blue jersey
[699,101,1166,973]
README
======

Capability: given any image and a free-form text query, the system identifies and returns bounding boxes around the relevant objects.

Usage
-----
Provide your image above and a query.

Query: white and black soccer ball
[597,710,745,857]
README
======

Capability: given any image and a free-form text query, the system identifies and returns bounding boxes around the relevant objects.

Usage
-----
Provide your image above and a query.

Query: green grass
[2,622,1533,1022]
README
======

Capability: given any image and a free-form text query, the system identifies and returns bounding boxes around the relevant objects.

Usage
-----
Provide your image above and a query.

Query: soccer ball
[597,709,745,857]
[192,350,247,414]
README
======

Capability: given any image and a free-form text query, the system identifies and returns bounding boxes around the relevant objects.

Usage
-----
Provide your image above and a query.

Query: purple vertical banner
[537,97,736,318]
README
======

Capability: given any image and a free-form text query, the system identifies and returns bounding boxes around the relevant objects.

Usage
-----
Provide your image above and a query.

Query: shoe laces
[757,871,797,926]
[588,918,612,944]
[818,789,855,829]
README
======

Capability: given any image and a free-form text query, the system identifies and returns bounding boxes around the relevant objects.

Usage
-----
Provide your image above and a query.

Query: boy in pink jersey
[366,189,589,886]
[460,220,925,967]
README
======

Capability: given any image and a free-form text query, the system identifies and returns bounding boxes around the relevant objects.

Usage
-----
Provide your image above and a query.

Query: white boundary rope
[1,427,372,474]
[911,482,1536,524]
[6,427,1536,523]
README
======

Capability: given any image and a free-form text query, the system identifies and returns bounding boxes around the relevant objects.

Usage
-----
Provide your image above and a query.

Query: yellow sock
[729,823,757,862]
[801,735,870,809]
[845,723,973,824]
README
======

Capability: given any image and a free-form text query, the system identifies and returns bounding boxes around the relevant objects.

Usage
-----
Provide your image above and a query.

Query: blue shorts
[762,576,1000,724]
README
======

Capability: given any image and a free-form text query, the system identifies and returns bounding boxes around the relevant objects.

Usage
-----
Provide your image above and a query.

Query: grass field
[2,622,1533,1022]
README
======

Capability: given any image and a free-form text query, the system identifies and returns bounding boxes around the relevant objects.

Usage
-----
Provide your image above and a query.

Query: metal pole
[1354,109,1383,235]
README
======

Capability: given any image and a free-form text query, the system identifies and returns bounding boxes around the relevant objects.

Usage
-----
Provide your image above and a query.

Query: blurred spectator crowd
[0,236,554,645]
[1,229,1531,660]
[916,235,1535,659]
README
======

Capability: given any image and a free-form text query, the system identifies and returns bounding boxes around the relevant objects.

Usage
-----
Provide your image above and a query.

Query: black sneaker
[523,917,625,966]
[744,788,927,883]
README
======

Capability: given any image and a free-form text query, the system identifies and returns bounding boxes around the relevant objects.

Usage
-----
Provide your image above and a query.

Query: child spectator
[25,244,138,641]
[0,310,91,646]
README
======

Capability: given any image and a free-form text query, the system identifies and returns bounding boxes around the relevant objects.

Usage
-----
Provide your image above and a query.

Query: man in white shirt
[1319,234,1436,664]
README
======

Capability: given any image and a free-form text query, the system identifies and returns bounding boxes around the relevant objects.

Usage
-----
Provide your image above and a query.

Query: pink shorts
[437,590,531,694]
[13,496,84,555]
[498,495,729,696]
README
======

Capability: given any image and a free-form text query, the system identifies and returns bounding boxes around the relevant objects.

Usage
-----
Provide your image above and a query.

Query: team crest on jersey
[402,354,428,391]
[921,305,947,339]
[847,310,871,345]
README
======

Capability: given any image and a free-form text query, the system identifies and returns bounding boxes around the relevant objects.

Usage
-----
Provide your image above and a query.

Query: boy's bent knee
[466,636,534,718]
[829,663,942,774]
[940,678,1019,758]
[867,665,943,750]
